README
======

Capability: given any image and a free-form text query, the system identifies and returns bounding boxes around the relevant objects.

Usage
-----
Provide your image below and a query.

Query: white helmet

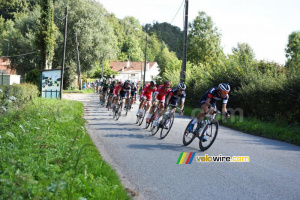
[177,83,186,90]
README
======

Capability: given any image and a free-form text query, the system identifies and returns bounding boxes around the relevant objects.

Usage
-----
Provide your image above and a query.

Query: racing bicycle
[183,108,221,151]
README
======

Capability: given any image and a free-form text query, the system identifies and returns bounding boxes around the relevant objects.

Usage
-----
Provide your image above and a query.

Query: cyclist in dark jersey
[130,81,138,109]
[188,83,231,141]
[153,83,186,127]
[106,80,116,108]
[100,78,109,105]
[118,80,131,109]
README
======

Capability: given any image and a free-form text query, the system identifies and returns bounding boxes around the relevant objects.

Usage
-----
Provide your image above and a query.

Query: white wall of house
[145,64,159,82]
[114,63,159,83]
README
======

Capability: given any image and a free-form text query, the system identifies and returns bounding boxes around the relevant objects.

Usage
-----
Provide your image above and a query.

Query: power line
[171,0,185,25]
[0,51,38,58]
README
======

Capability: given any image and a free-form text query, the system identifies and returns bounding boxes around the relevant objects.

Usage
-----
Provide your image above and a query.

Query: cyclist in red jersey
[136,80,157,116]
[112,80,122,109]
[146,80,172,123]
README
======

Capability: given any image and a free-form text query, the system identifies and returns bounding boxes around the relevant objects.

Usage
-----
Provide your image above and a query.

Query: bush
[0,83,39,114]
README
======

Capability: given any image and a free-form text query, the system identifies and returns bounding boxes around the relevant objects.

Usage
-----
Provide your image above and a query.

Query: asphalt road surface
[64,93,300,200]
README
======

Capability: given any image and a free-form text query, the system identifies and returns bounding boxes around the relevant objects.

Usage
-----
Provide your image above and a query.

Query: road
[64,93,300,200]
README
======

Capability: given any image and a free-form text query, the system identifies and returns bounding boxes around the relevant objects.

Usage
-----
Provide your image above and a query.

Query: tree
[285,31,300,70]
[53,0,117,73]
[144,22,183,59]
[38,0,56,70]
[187,11,224,66]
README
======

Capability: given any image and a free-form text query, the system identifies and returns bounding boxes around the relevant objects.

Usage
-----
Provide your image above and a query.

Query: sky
[97,0,300,65]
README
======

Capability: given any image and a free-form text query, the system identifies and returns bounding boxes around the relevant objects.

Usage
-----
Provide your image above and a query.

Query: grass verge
[63,89,95,94]
[0,98,130,199]
[184,106,300,146]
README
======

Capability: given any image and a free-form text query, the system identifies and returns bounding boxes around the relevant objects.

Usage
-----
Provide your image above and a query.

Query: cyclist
[106,79,116,108]
[100,78,109,105]
[188,83,231,141]
[118,80,131,110]
[153,83,186,127]
[112,80,123,110]
[136,80,157,116]
[130,81,138,109]
[146,80,172,123]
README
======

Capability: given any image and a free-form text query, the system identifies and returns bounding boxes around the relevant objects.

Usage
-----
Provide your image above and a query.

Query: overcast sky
[97,0,300,64]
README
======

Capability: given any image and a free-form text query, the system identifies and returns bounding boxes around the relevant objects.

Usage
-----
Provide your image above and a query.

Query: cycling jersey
[108,84,114,94]
[200,87,229,107]
[113,85,122,96]
[102,83,109,91]
[154,85,172,102]
[141,84,157,101]
[131,86,138,97]
[119,83,131,98]
[166,87,186,106]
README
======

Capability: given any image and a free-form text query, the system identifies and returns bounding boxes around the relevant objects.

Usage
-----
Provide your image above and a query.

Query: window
[131,74,135,76]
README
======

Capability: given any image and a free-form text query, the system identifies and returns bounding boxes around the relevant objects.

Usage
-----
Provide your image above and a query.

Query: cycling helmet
[150,80,156,86]
[125,80,131,84]
[112,80,117,85]
[218,83,230,92]
[118,80,123,85]
[164,81,171,88]
[177,83,186,90]
[131,82,136,87]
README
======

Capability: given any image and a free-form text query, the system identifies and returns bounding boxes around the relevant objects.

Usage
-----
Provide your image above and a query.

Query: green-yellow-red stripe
[177,152,196,164]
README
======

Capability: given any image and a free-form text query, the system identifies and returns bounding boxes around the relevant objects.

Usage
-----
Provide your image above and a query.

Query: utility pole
[180,0,189,83]
[143,34,148,85]
[101,58,104,80]
[60,7,68,98]
[75,32,81,90]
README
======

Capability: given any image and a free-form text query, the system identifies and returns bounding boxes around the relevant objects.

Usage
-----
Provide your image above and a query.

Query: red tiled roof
[110,61,157,72]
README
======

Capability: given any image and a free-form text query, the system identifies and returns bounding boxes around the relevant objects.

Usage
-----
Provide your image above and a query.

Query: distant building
[110,61,159,83]
[0,58,16,75]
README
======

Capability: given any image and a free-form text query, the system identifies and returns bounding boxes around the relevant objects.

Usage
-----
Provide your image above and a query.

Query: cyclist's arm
[180,98,185,111]
[165,95,172,108]
[222,103,230,118]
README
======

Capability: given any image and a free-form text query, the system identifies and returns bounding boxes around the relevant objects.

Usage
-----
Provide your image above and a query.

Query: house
[110,61,159,83]
[0,58,16,75]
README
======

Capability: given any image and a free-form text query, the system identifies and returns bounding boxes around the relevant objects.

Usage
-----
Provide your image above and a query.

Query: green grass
[0,98,130,199]
[184,106,300,146]
[63,88,95,94]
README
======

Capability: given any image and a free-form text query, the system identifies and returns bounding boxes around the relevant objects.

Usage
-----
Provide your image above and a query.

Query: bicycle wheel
[138,105,147,126]
[112,106,117,119]
[183,119,197,146]
[199,120,219,151]
[160,114,174,139]
[115,103,122,120]
[103,95,108,106]
[150,121,160,136]
[125,101,130,116]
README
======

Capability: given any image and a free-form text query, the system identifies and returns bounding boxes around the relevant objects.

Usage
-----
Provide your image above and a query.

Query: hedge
[0,84,39,114]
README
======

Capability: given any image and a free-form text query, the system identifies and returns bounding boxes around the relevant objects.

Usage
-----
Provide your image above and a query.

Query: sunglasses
[221,91,229,94]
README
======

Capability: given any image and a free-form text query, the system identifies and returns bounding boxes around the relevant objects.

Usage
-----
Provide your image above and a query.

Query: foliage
[285,31,300,70]
[0,98,130,199]
[0,83,38,115]
[38,0,56,69]
[144,22,183,59]
[187,11,225,66]
[25,69,40,86]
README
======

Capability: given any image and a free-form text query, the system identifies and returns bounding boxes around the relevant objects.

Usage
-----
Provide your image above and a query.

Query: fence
[42,90,60,98]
